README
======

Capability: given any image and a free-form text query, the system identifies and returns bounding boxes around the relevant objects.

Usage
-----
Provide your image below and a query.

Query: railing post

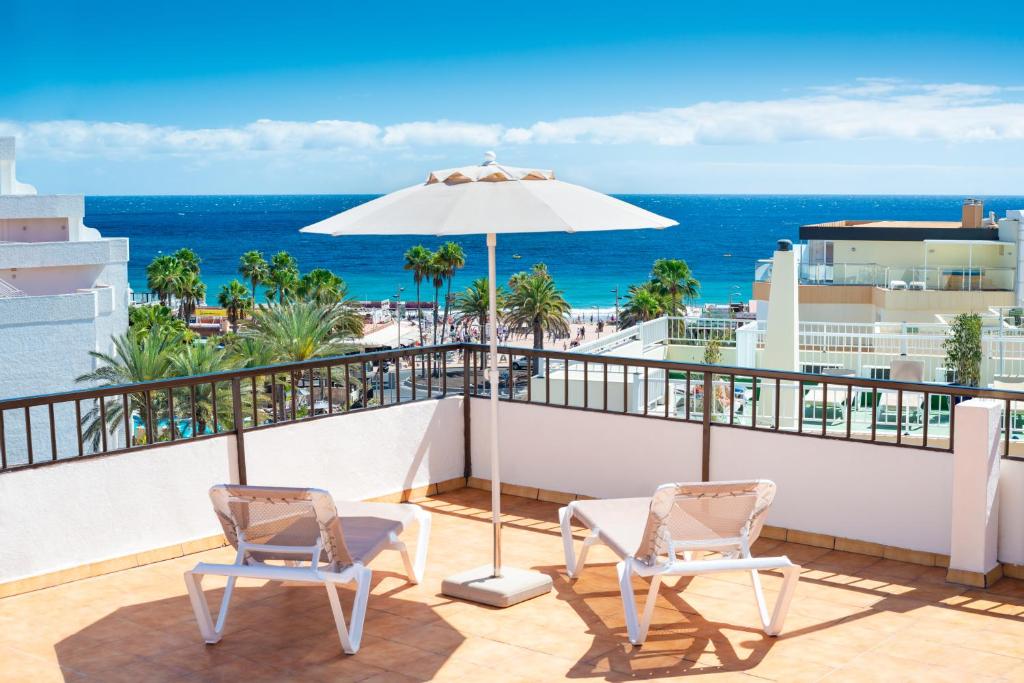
[702,370,712,482]
[231,378,248,485]
[463,347,472,479]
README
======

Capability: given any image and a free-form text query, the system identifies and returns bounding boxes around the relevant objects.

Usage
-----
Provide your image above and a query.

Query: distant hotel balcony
[754,259,1015,292]
[2,342,1024,679]
[0,238,128,297]
[594,316,1024,390]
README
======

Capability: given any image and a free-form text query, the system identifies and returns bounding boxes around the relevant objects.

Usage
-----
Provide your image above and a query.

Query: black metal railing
[0,344,463,474]
[2,342,1024,477]
[462,344,1024,467]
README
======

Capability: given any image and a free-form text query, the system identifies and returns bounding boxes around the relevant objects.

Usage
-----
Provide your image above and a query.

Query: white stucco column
[948,398,1002,586]
[761,240,800,429]
[763,240,799,372]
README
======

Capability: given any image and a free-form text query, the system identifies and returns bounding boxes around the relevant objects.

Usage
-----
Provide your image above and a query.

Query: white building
[0,137,129,463]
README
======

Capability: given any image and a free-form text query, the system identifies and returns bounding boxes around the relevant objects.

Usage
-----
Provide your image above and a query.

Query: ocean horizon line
[85,194,1024,308]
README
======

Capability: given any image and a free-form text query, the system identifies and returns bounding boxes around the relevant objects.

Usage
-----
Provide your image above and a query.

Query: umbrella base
[441,565,552,608]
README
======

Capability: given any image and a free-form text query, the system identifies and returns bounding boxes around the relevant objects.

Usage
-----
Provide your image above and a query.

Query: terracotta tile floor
[5,488,1024,681]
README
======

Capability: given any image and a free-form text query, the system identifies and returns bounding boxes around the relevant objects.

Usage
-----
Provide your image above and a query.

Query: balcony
[3,343,1024,679]
[755,259,1015,292]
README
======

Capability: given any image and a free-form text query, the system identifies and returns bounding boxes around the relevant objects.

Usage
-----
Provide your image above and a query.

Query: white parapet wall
[0,398,465,586]
[711,428,953,555]
[245,397,464,499]
[0,438,234,584]
[472,398,954,555]
[471,399,703,497]
[999,459,1024,567]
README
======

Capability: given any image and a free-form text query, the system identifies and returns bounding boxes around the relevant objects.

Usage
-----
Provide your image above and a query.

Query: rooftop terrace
[4,343,1024,680]
[6,487,1024,682]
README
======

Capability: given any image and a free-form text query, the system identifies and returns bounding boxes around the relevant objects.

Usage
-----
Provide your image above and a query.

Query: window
[801,363,842,375]
[807,240,834,266]
[866,366,891,380]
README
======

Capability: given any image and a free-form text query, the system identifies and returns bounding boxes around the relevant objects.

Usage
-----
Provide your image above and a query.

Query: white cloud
[382,120,503,147]
[3,79,1023,160]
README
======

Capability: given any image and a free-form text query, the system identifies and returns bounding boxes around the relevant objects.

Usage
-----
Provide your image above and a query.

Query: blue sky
[5,1,1024,195]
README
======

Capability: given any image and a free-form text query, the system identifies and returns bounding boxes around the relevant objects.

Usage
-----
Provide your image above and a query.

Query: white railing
[741,320,1024,382]
[757,260,1015,292]
[640,317,669,348]
[574,323,642,355]
[603,316,1024,383]
[0,278,26,298]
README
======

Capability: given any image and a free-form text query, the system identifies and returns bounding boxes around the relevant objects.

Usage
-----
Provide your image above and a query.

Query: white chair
[559,480,800,645]
[184,485,431,654]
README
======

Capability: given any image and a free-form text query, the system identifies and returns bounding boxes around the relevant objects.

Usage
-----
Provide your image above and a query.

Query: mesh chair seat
[569,497,651,560]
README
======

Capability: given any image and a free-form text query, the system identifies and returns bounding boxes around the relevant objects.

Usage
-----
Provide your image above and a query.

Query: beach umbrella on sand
[300,152,677,606]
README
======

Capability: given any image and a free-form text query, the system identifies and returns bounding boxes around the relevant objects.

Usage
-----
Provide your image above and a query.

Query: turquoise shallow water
[85,194,1024,307]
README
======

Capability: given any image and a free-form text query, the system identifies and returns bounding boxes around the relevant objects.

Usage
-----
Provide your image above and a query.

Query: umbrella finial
[482,150,497,165]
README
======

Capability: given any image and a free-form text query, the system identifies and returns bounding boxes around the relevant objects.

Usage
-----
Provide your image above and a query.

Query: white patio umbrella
[300,152,677,606]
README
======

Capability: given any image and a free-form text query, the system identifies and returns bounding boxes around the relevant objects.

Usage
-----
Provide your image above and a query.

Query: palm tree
[238,250,269,302]
[298,268,347,305]
[217,280,253,332]
[454,277,504,343]
[168,343,236,435]
[76,327,181,449]
[227,336,277,369]
[508,271,531,292]
[174,269,206,322]
[504,271,571,350]
[146,255,181,306]
[403,245,434,345]
[246,301,361,362]
[620,283,667,327]
[429,259,445,345]
[267,251,299,304]
[172,248,201,273]
[129,304,188,337]
[651,258,699,335]
[434,242,465,344]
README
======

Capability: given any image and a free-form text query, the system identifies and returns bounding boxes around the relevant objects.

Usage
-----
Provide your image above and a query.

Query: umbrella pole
[487,232,502,577]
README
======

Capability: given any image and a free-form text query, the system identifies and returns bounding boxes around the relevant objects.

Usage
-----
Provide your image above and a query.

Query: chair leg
[184,571,222,644]
[411,510,431,584]
[214,576,237,634]
[575,535,599,577]
[764,564,801,636]
[749,569,771,628]
[617,560,642,645]
[393,510,432,585]
[394,535,416,583]
[636,575,662,644]
[325,565,373,655]
[559,506,576,577]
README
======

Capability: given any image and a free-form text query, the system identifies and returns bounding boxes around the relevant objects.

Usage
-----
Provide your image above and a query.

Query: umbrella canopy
[300,154,677,236]
[300,153,677,604]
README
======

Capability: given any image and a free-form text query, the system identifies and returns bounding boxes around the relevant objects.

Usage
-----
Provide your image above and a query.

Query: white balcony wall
[472,399,954,555]
[999,459,1024,566]
[711,428,953,555]
[245,398,464,500]
[471,399,703,497]
[0,438,234,583]
[0,398,465,584]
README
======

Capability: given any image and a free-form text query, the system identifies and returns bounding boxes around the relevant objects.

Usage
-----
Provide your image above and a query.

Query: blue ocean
[85,195,1024,308]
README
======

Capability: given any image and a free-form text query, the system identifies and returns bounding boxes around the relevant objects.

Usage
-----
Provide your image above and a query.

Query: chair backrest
[635,480,776,565]
[890,359,925,382]
[209,485,353,568]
